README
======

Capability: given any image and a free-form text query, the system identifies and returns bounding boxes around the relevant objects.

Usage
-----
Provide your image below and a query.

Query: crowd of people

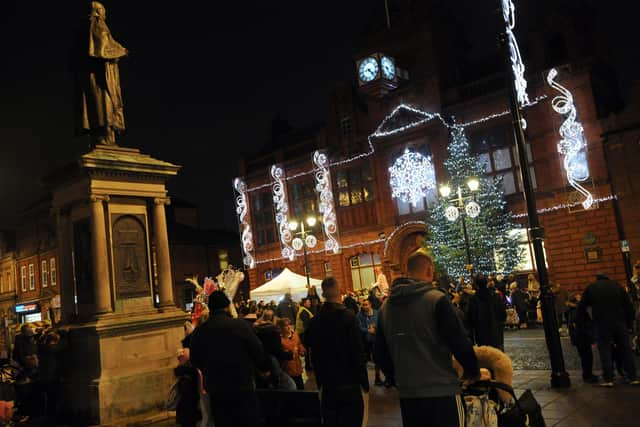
[171,257,640,427]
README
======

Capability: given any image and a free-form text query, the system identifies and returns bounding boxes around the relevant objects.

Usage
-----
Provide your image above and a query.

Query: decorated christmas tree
[426,126,522,279]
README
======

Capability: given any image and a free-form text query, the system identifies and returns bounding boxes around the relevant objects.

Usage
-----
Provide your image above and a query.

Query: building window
[251,191,277,246]
[28,264,35,290]
[50,258,56,286]
[289,178,318,219]
[350,253,382,290]
[218,250,229,271]
[324,261,332,274]
[41,260,48,287]
[495,229,547,272]
[473,125,537,196]
[335,162,374,207]
[340,116,353,136]
[21,266,27,292]
[394,144,437,215]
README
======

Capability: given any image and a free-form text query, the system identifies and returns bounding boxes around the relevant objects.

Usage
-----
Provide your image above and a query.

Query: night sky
[0,1,636,232]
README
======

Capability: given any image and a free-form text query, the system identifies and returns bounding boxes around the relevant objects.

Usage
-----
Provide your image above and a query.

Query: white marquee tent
[250,268,321,301]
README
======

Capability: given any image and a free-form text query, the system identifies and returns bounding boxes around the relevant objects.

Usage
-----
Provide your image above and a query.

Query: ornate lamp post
[288,216,318,287]
[497,0,570,387]
[439,178,481,280]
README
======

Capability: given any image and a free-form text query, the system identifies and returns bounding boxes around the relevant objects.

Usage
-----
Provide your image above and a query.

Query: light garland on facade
[501,0,529,108]
[314,150,341,253]
[512,194,615,218]
[233,178,256,268]
[388,149,436,207]
[546,68,593,210]
[270,165,295,260]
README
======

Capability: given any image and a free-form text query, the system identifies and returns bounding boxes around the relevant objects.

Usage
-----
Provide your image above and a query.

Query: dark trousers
[596,324,637,382]
[320,384,364,427]
[292,375,305,390]
[209,391,259,427]
[400,395,465,427]
[575,340,594,379]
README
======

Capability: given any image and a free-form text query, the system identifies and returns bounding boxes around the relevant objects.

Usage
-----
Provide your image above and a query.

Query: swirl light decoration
[233,177,256,268]
[313,150,340,254]
[501,0,529,109]
[270,165,295,260]
[546,68,593,209]
[388,149,436,207]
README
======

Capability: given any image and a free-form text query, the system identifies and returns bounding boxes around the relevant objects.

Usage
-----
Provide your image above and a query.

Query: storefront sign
[15,303,39,313]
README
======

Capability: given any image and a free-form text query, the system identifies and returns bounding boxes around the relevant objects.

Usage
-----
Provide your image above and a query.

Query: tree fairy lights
[501,0,529,108]
[546,68,593,209]
[314,150,341,253]
[388,149,436,207]
[270,165,295,260]
[426,127,521,278]
[233,178,256,268]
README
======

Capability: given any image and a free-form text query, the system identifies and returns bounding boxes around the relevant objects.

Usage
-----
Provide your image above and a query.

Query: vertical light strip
[233,177,256,268]
[313,151,340,254]
[546,68,593,209]
[502,0,529,108]
[270,165,295,260]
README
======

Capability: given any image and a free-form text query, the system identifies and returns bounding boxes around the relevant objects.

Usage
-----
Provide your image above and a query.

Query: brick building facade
[236,3,635,295]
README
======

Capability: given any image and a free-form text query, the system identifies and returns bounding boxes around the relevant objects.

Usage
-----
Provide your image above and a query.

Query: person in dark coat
[466,276,507,350]
[509,283,530,329]
[276,292,297,323]
[305,277,369,427]
[578,274,639,386]
[343,293,359,314]
[189,291,270,427]
[567,292,598,383]
[38,330,64,421]
[174,348,201,427]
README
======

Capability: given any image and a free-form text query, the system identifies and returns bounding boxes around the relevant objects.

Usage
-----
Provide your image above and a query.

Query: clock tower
[356,52,406,97]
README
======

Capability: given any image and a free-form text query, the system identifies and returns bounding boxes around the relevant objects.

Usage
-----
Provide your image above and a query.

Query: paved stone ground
[139,328,640,426]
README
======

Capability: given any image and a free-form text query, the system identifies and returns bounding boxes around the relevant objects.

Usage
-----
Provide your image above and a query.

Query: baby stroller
[463,380,545,427]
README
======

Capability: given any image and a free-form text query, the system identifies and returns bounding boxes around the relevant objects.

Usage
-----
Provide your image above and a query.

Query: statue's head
[90,1,106,19]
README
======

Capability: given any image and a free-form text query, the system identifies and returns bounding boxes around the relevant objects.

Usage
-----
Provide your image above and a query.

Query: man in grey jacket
[376,252,483,427]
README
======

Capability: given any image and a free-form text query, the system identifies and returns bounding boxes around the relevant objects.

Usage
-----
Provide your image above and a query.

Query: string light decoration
[426,127,522,278]
[546,68,593,209]
[233,178,256,268]
[501,0,529,108]
[388,149,437,207]
[270,165,295,260]
[314,150,341,253]
[512,194,614,218]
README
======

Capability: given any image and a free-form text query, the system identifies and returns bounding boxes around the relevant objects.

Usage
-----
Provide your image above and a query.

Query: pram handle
[463,380,524,411]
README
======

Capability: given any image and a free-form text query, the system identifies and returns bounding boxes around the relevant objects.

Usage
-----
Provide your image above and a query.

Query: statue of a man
[75,1,127,146]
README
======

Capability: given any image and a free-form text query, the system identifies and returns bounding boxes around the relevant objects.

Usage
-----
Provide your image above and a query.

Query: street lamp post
[498,31,571,387]
[289,216,318,288]
[439,178,481,281]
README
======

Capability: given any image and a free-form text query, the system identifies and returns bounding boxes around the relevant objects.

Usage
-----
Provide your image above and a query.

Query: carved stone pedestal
[47,146,187,425]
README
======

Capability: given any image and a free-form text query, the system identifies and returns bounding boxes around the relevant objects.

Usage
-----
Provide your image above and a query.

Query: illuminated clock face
[381,56,396,80]
[358,57,379,83]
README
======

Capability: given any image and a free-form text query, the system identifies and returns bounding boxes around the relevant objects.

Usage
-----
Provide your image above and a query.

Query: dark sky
[0,1,636,231]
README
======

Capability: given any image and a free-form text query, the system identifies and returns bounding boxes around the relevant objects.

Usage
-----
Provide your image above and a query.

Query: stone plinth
[46,145,187,425]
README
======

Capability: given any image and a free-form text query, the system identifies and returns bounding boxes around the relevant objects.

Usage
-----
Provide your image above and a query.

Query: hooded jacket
[376,278,479,399]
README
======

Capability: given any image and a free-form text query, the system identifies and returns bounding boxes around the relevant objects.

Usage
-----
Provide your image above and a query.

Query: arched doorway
[383,222,434,281]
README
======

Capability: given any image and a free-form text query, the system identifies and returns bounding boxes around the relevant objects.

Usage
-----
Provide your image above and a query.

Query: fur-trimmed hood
[453,345,514,403]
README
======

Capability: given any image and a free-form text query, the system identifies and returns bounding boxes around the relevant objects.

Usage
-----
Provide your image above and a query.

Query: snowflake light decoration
[465,201,481,218]
[445,206,460,222]
[388,149,436,207]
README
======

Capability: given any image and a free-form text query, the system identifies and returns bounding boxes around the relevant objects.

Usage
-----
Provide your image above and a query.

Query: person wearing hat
[190,291,270,427]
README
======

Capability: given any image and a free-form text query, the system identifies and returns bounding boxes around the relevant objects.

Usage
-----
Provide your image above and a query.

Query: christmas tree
[426,126,522,279]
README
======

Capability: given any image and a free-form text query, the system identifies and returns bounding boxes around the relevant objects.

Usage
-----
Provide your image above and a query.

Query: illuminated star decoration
[388,149,436,207]
[501,0,529,115]
[546,68,593,209]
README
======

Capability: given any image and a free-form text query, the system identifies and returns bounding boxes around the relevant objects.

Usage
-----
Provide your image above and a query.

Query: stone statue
[74,1,127,146]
